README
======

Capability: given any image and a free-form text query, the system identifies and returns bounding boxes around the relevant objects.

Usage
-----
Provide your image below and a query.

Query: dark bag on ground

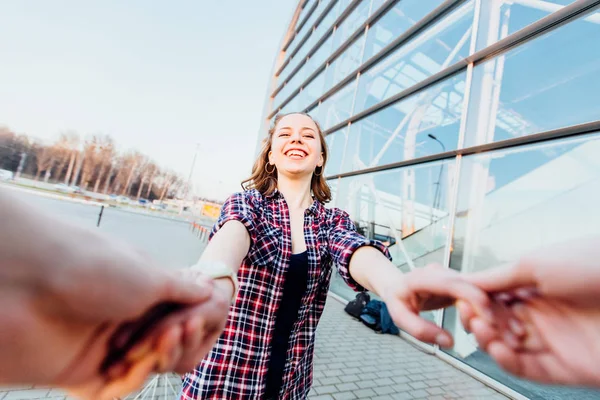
[344,292,370,319]
[359,299,400,335]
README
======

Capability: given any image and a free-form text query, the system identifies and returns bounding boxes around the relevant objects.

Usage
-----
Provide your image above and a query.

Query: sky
[0,0,294,200]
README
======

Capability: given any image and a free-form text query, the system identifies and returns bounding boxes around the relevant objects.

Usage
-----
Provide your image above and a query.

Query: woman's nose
[290,131,303,143]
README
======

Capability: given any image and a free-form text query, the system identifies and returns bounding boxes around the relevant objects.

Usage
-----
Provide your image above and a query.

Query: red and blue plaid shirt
[180,189,390,399]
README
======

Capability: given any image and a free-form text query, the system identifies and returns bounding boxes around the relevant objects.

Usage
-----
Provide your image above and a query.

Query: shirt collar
[266,188,323,216]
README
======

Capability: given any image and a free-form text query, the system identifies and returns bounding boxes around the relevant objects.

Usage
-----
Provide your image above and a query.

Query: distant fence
[190,222,210,243]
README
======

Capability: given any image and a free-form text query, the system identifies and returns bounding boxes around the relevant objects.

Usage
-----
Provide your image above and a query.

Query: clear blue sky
[0,0,294,200]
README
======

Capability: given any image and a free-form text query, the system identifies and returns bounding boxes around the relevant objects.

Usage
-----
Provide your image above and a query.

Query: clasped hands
[381,238,600,388]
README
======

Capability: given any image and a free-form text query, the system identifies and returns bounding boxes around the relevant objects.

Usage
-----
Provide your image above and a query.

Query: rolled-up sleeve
[209,191,257,244]
[328,209,392,292]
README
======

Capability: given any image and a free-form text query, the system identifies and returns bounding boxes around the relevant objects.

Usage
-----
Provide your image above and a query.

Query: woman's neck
[277,176,313,210]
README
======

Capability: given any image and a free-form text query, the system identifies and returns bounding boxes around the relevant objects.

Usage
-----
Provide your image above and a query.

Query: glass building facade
[259,0,600,398]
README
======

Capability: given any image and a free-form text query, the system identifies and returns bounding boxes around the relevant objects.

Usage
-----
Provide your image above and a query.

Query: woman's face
[268,113,323,179]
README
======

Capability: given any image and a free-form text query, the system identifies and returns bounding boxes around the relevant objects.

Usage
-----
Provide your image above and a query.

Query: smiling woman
[242,112,331,203]
[180,111,493,400]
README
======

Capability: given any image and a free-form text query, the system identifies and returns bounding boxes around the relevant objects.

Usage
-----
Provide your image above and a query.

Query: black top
[264,251,310,399]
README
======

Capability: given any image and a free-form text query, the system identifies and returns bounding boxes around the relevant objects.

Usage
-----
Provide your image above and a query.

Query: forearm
[0,190,75,289]
[348,246,402,298]
[196,220,250,274]
[192,220,250,300]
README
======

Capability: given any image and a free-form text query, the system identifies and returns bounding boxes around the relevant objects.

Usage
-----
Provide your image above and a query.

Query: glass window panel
[305,33,335,75]
[316,0,338,37]
[323,126,348,177]
[294,0,314,32]
[464,8,600,147]
[300,70,326,110]
[475,0,576,51]
[273,85,287,112]
[288,37,313,79]
[308,104,321,122]
[332,0,370,52]
[318,79,358,130]
[302,0,334,52]
[323,34,365,92]
[369,0,386,14]
[283,1,316,76]
[274,83,295,112]
[328,160,457,327]
[342,72,465,174]
[294,0,322,53]
[444,133,600,399]
[335,0,354,20]
[354,0,474,113]
[362,0,444,62]
[280,91,303,114]
[278,64,311,108]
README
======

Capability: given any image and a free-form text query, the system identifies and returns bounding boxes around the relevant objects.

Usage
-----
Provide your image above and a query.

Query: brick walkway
[308,298,508,400]
[0,297,509,400]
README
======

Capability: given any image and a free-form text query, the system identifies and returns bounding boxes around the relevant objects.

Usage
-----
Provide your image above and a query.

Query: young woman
[181,112,491,399]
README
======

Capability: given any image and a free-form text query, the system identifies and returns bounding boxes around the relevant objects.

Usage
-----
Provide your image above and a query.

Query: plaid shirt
[181,189,391,400]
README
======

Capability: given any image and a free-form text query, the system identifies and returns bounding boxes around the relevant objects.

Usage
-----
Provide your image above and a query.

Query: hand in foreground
[460,237,600,387]
[70,275,233,400]
[0,224,221,399]
[380,264,493,348]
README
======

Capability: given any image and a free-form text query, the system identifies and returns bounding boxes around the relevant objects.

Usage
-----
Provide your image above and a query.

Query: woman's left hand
[380,264,492,348]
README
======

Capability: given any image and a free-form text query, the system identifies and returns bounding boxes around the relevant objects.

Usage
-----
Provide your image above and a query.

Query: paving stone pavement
[0,297,510,400]
[307,298,509,400]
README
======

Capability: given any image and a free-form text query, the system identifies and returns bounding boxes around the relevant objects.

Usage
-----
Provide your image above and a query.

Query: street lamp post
[182,143,200,214]
[427,134,446,220]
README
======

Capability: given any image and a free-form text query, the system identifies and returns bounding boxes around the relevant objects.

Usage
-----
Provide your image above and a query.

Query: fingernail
[503,331,520,350]
[436,334,452,348]
[508,318,525,337]
[512,303,528,321]
[127,341,151,362]
[515,287,538,300]
[482,307,495,323]
[495,292,512,303]
[106,362,128,380]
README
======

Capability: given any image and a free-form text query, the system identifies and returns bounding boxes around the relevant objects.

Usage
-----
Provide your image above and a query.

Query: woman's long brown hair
[241,112,331,203]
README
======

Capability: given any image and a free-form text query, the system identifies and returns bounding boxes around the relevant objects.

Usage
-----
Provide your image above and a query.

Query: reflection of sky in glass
[362,0,443,62]
[465,8,600,146]
[301,70,326,110]
[324,34,365,92]
[324,126,348,176]
[475,0,576,51]
[331,0,370,52]
[446,132,600,399]
[354,0,474,113]
[305,33,334,75]
[318,79,357,130]
[332,71,465,174]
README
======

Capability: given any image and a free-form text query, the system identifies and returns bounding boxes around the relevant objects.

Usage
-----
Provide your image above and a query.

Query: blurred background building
[259,0,600,398]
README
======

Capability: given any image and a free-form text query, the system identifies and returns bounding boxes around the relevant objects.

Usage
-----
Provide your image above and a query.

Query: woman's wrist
[213,278,236,303]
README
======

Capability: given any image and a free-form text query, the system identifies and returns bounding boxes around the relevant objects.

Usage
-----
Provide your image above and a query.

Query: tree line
[0,126,185,201]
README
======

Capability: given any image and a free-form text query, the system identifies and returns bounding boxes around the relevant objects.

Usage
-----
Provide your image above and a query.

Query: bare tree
[144,162,159,199]
[93,135,115,193]
[52,134,74,183]
[121,152,146,196]
[78,138,98,190]
[35,145,56,181]
[158,170,178,201]
[62,131,80,185]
